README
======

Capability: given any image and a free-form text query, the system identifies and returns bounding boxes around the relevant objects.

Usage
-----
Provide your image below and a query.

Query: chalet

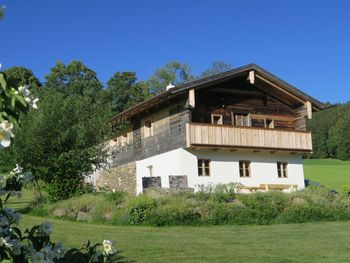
[95,64,325,195]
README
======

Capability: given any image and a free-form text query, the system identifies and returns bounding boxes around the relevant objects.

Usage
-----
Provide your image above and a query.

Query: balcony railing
[186,123,312,152]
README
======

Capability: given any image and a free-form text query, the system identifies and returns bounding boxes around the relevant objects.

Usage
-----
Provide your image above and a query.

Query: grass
[304,159,350,190]
[19,215,350,263]
[3,159,350,262]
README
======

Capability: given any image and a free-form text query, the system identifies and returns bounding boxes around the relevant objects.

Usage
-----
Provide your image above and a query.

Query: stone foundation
[96,161,136,195]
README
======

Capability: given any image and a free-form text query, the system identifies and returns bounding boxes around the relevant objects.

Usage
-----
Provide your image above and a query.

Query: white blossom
[13,164,23,174]
[0,236,12,248]
[0,120,14,148]
[17,85,31,97]
[103,239,116,255]
[30,97,39,109]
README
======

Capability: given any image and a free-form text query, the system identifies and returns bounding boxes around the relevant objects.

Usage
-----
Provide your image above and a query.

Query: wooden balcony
[186,123,312,152]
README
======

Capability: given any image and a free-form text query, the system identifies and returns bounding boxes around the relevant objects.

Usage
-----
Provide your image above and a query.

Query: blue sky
[1,0,349,103]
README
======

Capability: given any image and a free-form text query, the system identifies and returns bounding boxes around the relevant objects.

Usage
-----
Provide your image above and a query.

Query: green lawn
[304,159,350,190]
[4,160,350,262]
[19,215,350,263]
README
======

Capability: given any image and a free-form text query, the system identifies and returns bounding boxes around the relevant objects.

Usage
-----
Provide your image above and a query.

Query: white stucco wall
[135,148,305,194]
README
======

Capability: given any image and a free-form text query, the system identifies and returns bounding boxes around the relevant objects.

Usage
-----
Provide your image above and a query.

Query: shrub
[104,191,126,204]
[278,203,335,223]
[195,183,241,202]
[127,195,156,224]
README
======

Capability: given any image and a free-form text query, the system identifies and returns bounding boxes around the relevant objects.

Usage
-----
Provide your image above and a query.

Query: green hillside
[304,159,350,190]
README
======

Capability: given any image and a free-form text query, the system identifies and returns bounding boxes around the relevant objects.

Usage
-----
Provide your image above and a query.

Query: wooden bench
[241,184,298,192]
[260,184,298,191]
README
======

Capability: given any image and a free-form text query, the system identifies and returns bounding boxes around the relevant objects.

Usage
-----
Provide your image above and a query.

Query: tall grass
[34,184,350,226]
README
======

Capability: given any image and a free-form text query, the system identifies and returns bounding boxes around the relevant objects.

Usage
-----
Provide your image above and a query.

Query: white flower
[18,85,31,97]
[39,222,52,236]
[0,237,11,248]
[0,120,14,148]
[103,240,116,255]
[30,98,39,109]
[13,164,23,174]
[31,251,44,263]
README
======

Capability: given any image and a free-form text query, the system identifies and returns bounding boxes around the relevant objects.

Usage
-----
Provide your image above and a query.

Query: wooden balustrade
[186,123,312,152]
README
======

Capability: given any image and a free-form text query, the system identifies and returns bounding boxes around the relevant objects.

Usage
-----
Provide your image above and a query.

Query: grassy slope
[304,159,350,190]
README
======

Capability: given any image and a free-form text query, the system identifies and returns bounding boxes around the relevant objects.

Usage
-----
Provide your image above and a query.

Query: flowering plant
[0,71,117,262]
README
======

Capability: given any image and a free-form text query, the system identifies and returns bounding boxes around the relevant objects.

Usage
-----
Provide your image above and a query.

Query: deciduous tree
[146,61,194,95]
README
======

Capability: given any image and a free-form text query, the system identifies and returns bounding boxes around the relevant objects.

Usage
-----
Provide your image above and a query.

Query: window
[277,162,288,178]
[239,160,251,177]
[198,159,210,176]
[234,113,251,127]
[144,120,153,138]
[211,114,223,125]
[265,119,274,128]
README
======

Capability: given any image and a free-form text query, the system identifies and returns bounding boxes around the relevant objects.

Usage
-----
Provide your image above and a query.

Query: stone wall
[96,161,136,195]
[142,177,161,189]
[169,175,188,189]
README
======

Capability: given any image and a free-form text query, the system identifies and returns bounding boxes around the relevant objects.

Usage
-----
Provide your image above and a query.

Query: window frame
[239,160,251,178]
[234,113,252,127]
[277,161,288,178]
[211,114,223,125]
[198,159,211,177]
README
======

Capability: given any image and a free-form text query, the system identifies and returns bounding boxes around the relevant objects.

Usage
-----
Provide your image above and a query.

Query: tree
[105,71,150,114]
[0,6,4,20]
[308,102,350,160]
[146,61,194,95]
[10,61,113,201]
[200,61,232,78]
[0,71,117,263]
[12,89,111,201]
[327,106,350,160]
[4,66,41,90]
[45,60,103,100]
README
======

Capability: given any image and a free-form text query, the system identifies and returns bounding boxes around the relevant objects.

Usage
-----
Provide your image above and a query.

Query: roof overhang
[112,64,326,122]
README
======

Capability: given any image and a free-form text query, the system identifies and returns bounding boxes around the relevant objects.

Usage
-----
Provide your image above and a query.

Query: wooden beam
[254,75,305,107]
[248,70,255,84]
[189,89,195,108]
[306,101,312,119]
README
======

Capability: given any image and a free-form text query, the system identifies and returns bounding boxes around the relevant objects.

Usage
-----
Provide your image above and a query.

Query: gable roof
[112,63,326,122]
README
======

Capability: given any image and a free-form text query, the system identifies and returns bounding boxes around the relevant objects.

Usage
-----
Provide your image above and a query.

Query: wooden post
[248,70,255,84]
[189,89,195,108]
[306,101,312,119]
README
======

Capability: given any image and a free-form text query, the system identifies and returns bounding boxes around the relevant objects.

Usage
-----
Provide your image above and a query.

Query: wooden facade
[110,64,325,166]
[186,123,312,152]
